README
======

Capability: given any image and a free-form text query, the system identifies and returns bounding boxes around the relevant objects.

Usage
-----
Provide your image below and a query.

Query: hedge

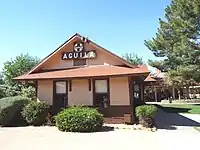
[0,96,30,126]
[55,107,104,132]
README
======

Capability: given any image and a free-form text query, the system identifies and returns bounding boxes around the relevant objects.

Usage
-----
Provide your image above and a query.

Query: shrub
[22,101,50,126]
[136,105,158,128]
[0,96,30,126]
[55,107,104,132]
[20,86,36,100]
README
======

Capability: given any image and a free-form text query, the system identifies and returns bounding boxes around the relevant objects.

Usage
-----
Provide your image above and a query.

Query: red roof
[144,74,156,82]
[15,66,149,80]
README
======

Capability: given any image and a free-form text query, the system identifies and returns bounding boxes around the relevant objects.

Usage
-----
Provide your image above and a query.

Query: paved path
[180,113,200,123]
[0,126,199,150]
[154,108,200,132]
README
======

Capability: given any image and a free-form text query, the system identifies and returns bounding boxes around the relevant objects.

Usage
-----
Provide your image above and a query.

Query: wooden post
[128,77,135,124]
[154,86,157,102]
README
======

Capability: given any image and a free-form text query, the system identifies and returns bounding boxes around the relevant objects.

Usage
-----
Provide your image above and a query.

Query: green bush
[136,105,158,118]
[55,107,104,132]
[136,105,158,128]
[0,96,30,126]
[22,101,50,126]
[20,86,36,100]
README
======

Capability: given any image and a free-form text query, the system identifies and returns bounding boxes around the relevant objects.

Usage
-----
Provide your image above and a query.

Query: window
[133,83,141,99]
[94,79,109,108]
[73,59,86,66]
[95,80,108,93]
[56,81,66,94]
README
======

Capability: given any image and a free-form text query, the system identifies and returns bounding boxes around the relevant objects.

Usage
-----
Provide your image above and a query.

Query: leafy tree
[122,52,144,65]
[0,72,4,85]
[145,0,200,98]
[2,54,40,97]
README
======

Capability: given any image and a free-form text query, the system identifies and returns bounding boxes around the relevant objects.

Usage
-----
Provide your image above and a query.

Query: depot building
[15,33,149,124]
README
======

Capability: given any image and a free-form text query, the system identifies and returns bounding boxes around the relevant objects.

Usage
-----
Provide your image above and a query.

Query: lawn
[194,127,200,132]
[158,104,200,114]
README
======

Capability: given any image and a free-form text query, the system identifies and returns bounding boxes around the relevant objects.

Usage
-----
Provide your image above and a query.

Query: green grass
[194,127,200,132]
[158,104,200,114]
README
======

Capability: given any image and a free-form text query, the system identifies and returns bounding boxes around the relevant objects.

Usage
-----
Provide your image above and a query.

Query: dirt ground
[0,126,199,150]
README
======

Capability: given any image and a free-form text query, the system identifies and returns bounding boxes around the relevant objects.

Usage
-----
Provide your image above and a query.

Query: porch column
[34,81,38,98]
[128,77,134,124]
[154,86,157,102]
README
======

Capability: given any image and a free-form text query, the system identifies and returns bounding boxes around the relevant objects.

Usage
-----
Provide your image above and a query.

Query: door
[93,79,109,115]
[53,81,68,114]
[133,83,142,105]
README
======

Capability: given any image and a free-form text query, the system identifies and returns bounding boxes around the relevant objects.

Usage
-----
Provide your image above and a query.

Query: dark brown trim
[69,80,72,92]
[92,78,110,106]
[53,80,68,107]
[34,81,38,97]
[88,79,91,91]
[107,78,110,106]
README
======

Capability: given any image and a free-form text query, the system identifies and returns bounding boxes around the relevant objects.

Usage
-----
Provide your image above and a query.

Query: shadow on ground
[154,108,200,130]
[101,126,114,132]
[156,104,191,113]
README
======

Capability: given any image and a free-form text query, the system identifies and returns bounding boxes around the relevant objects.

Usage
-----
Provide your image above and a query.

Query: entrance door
[133,83,142,105]
[53,81,68,114]
[93,79,109,115]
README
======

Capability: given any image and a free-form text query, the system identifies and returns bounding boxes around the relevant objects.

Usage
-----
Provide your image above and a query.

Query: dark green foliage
[22,101,50,126]
[145,0,200,89]
[136,105,158,128]
[3,54,40,87]
[55,107,104,132]
[2,54,40,97]
[136,105,158,118]
[122,52,144,65]
[0,96,30,126]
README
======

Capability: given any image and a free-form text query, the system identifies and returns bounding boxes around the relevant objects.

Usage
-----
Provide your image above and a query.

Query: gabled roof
[28,33,136,74]
[15,65,149,80]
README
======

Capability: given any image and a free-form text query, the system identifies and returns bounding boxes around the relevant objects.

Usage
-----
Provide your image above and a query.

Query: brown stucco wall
[37,77,130,106]
[109,77,130,105]
[68,79,93,106]
[37,80,53,105]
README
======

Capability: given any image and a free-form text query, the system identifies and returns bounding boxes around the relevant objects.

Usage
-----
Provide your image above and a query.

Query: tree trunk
[186,86,190,99]
[178,89,181,100]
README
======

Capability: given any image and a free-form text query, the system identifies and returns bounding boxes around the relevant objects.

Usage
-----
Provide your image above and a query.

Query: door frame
[53,80,68,108]
[92,78,110,108]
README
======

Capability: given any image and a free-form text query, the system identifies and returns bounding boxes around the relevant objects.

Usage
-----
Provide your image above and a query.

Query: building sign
[62,42,96,60]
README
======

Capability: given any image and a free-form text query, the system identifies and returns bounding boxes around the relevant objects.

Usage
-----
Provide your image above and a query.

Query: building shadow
[154,108,200,130]
[101,126,114,132]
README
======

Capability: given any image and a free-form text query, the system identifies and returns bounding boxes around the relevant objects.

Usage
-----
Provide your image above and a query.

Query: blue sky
[0,0,170,71]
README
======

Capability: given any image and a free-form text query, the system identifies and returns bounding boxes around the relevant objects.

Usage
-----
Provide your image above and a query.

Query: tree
[145,0,200,98]
[2,54,40,97]
[122,52,144,65]
[0,72,5,98]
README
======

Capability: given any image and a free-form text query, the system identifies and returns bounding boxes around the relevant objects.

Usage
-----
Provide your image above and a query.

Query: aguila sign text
[62,42,96,60]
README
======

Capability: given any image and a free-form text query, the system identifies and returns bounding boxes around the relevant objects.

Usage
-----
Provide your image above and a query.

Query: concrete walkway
[154,108,200,132]
[180,113,200,123]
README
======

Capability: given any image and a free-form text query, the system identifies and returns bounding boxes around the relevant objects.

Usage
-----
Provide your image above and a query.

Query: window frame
[93,78,110,107]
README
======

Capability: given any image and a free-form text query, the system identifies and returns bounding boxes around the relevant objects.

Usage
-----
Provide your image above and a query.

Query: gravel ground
[0,126,199,150]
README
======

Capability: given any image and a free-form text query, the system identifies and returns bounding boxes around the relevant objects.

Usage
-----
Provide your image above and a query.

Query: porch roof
[144,74,156,82]
[15,65,149,80]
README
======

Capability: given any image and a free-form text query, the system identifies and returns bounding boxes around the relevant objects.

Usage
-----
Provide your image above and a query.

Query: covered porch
[15,65,149,124]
